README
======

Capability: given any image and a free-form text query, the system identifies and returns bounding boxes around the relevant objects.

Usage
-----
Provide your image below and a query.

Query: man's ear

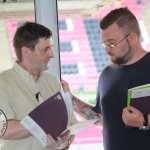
[128,32,137,45]
[21,47,30,58]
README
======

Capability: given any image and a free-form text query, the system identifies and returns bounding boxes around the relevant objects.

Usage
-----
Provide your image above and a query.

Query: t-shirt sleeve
[92,90,101,113]
[0,77,15,120]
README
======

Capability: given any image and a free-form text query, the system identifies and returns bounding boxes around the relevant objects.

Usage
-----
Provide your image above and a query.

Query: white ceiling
[0,0,122,19]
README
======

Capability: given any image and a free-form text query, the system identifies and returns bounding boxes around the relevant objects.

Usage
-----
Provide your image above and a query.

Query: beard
[108,41,133,65]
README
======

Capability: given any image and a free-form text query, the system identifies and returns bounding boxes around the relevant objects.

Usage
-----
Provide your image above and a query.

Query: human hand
[46,130,70,149]
[61,79,71,94]
[122,106,143,127]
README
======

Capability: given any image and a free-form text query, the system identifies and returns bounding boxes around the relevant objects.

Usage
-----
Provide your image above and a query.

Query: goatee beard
[109,49,132,65]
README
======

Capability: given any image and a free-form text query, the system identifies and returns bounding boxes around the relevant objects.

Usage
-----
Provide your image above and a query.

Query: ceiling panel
[0,0,122,19]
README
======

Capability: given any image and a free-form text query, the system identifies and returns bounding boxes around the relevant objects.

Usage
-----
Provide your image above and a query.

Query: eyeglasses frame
[101,34,130,48]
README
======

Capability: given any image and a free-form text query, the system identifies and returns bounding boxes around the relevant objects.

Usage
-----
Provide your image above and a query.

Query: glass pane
[58,0,150,149]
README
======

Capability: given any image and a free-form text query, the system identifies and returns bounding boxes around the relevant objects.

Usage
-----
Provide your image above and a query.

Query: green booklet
[127,83,150,115]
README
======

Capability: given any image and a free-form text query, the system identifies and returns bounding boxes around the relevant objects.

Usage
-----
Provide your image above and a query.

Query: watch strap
[143,114,148,126]
[139,114,149,130]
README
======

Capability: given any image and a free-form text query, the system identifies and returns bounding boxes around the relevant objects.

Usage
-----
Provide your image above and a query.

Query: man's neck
[123,50,148,66]
[33,75,39,83]
[18,61,40,83]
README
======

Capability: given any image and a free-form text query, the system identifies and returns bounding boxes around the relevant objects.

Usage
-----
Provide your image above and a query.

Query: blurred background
[0,0,150,149]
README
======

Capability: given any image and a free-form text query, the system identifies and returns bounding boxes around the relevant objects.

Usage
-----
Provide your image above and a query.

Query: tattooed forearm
[72,96,100,120]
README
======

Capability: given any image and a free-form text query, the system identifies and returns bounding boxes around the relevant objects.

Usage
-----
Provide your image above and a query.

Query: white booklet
[20,92,99,147]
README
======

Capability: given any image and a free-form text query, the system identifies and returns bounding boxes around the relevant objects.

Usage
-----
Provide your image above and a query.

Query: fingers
[46,134,62,149]
[122,107,130,117]
[46,134,57,149]
[123,106,139,115]
[55,136,63,145]
[128,106,138,113]
[61,79,68,85]
[61,130,70,140]
[46,131,70,149]
[60,79,71,93]
[65,130,70,138]
[122,107,135,120]
[61,79,64,84]
[122,107,143,127]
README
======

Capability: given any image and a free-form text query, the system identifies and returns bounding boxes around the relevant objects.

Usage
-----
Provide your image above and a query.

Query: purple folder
[28,92,68,139]
[130,96,150,115]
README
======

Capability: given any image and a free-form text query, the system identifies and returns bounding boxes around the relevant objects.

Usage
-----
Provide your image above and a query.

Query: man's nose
[48,48,55,58]
[105,45,112,52]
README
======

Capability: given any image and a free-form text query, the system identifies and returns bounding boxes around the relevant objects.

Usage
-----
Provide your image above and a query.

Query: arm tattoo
[72,96,100,120]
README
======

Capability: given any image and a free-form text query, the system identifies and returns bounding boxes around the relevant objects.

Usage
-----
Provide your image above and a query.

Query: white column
[34,0,61,80]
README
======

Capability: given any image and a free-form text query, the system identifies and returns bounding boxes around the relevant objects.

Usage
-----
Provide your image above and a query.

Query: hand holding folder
[127,83,150,114]
[20,92,99,147]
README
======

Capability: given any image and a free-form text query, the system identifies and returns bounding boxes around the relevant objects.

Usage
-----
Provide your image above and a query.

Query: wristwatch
[61,140,70,150]
[139,114,149,130]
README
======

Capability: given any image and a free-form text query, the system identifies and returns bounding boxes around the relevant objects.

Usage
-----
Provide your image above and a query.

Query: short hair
[13,22,52,62]
[100,7,141,37]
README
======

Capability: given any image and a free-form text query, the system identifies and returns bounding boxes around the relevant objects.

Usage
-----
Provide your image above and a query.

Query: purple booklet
[127,87,150,128]
[21,92,99,147]
[130,96,150,115]
[20,92,68,147]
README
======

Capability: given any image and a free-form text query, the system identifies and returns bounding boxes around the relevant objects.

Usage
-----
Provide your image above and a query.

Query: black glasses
[101,34,130,48]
